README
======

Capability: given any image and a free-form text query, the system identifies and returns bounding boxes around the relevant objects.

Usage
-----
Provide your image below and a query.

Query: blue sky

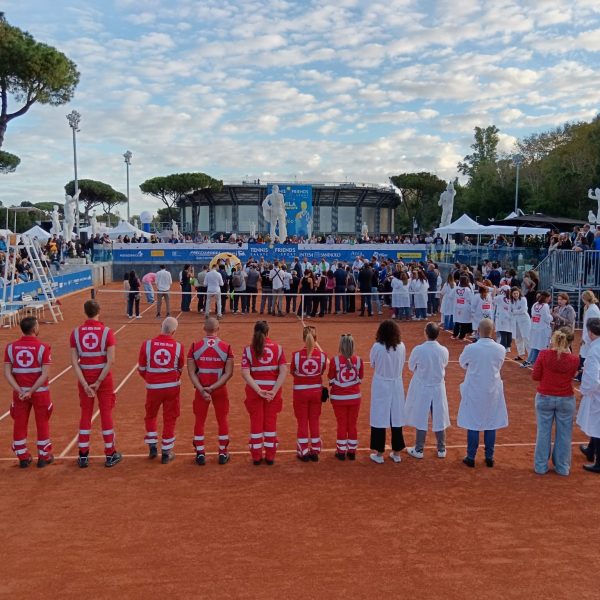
[1,0,599,216]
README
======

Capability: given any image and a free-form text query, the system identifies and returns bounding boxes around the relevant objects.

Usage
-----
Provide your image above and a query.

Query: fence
[428,245,548,271]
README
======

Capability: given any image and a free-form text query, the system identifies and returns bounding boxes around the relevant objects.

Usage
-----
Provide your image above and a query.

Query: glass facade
[238,205,258,232]
[319,206,332,233]
[337,206,355,233]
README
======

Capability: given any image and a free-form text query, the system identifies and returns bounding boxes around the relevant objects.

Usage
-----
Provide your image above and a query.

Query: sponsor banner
[7,268,93,301]
[110,243,426,264]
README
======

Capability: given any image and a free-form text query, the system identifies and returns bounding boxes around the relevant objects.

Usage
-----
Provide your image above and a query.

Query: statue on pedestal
[438,182,456,228]
[63,191,79,240]
[50,205,61,236]
[172,219,179,239]
[261,184,287,242]
[90,211,98,237]
[588,187,600,224]
[361,221,368,238]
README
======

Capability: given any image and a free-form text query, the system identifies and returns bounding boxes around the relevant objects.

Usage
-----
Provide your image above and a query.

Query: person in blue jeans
[457,318,508,468]
[531,328,579,475]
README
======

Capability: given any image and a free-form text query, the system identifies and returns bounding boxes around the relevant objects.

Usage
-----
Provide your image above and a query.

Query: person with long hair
[451,275,473,340]
[440,272,455,330]
[127,270,141,319]
[531,327,579,475]
[522,270,539,312]
[409,269,428,320]
[392,271,411,320]
[369,320,406,464]
[241,321,288,465]
[510,287,531,362]
[494,285,512,352]
[551,292,576,333]
[405,322,450,460]
[290,325,327,462]
[521,291,552,367]
[471,279,495,340]
[328,334,364,460]
[297,269,314,318]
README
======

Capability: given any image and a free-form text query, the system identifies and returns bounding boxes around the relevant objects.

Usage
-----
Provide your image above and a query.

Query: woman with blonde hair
[531,327,579,475]
[290,325,327,462]
[328,333,364,460]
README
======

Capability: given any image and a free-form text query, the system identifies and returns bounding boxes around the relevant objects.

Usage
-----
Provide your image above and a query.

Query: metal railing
[428,245,547,270]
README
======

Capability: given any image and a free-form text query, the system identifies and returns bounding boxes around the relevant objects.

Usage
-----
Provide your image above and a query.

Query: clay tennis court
[0,284,596,599]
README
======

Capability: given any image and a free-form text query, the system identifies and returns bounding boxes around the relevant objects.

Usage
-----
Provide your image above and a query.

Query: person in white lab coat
[369,320,406,464]
[457,318,508,468]
[439,273,455,330]
[494,286,513,352]
[404,322,450,459]
[471,280,495,340]
[510,287,530,362]
[451,275,473,339]
[576,317,600,473]
[521,291,552,368]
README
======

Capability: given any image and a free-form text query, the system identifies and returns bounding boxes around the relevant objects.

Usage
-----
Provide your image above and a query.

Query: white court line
[57,311,183,459]
[0,441,589,462]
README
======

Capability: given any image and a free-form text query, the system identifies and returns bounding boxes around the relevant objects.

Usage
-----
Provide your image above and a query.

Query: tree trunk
[0,117,7,149]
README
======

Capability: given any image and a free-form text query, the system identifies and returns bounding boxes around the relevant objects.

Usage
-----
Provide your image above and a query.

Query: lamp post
[66,110,81,237]
[512,154,524,214]
[123,150,132,222]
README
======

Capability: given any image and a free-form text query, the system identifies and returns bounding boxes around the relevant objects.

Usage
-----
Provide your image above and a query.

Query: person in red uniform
[4,316,53,468]
[290,325,327,462]
[70,299,121,468]
[187,316,234,466]
[138,316,184,464]
[328,333,364,460]
[241,320,288,465]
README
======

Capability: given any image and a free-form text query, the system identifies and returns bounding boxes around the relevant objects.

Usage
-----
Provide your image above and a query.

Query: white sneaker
[136,315,142,319]
[437,449,447,459]
[407,446,424,459]
[389,451,402,463]
[369,453,384,464]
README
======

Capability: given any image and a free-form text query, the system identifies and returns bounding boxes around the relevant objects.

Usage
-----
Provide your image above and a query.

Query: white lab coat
[369,342,406,428]
[457,338,508,431]
[471,293,495,330]
[404,341,450,432]
[440,283,455,316]
[494,295,512,333]
[409,279,428,309]
[577,337,600,437]
[528,302,552,350]
[453,286,473,323]
[511,297,531,340]
[580,304,600,359]
[391,278,410,308]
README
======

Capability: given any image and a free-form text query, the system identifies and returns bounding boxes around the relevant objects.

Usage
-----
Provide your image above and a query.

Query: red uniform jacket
[241,338,286,397]
[138,334,184,390]
[70,320,115,383]
[328,354,363,404]
[188,336,233,387]
[4,336,51,392]
[290,348,327,395]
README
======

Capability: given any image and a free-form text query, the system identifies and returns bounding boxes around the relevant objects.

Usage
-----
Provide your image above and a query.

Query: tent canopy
[22,225,52,240]
[107,220,147,239]
[484,224,549,236]
[435,214,486,234]
[490,213,585,230]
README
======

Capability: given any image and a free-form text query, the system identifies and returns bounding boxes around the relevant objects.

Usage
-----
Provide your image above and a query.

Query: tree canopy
[0,149,20,173]
[65,179,126,224]
[139,172,223,221]
[0,12,80,149]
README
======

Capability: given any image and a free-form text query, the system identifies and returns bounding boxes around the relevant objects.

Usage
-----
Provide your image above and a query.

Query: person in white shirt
[155,265,173,317]
[510,287,531,361]
[204,265,224,318]
[457,318,508,468]
[405,323,450,459]
[451,275,474,339]
[269,260,286,316]
[521,291,552,368]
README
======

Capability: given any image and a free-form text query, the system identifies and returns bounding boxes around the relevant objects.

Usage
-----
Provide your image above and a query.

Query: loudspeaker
[79,231,88,244]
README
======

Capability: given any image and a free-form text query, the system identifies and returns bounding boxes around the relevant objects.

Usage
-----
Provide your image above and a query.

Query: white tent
[107,220,147,239]
[81,223,111,236]
[435,214,487,235]
[484,224,549,236]
[22,225,52,240]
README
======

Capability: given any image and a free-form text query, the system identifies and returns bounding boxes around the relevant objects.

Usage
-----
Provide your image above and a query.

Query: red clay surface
[0,284,596,599]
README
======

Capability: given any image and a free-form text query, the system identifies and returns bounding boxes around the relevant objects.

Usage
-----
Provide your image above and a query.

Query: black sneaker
[148,444,158,459]
[196,453,206,466]
[218,454,230,465]
[37,454,55,469]
[253,458,263,466]
[297,454,310,463]
[19,457,32,469]
[462,456,475,468]
[309,453,319,462]
[580,444,595,462]
[77,453,89,469]
[485,458,494,468]
[105,452,123,468]
[335,452,346,461]
[161,451,175,464]
[347,452,356,461]
[265,459,274,465]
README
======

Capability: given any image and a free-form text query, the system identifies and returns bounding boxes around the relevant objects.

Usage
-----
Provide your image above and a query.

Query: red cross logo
[207,338,216,347]
[16,349,34,368]
[339,366,355,383]
[303,358,319,375]
[154,349,171,366]
[82,332,98,350]
[258,347,274,364]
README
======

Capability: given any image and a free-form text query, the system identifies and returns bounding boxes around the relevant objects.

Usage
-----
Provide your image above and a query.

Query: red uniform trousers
[144,387,180,452]
[192,389,229,457]
[331,401,360,455]
[293,390,322,457]
[11,391,52,461]
[77,375,117,456]
[245,392,282,461]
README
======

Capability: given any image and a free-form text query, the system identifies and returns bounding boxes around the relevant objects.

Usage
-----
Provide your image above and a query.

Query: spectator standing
[260,264,273,315]
[180,264,192,312]
[195,265,208,313]
[141,272,156,304]
[245,263,260,313]
[205,265,224,319]
[269,260,285,317]
[358,264,373,317]
[155,265,172,318]
[127,270,141,319]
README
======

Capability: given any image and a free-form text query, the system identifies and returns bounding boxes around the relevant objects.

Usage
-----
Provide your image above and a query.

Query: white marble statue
[261,184,287,242]
[50,205,61,236]
[63,191,79,240]
[90,211,98,236]
[172,219,179,239]
[588,187,600,224]
[250,221,257,238]
[438,181,456,228]
[361,221,368,238]
[307,217,313,241]
[133,218,139,230]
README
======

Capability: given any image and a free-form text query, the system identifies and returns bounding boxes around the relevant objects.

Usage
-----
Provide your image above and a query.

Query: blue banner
[108,243,427,264]
[266,184,312,238]
[4,267,93,302]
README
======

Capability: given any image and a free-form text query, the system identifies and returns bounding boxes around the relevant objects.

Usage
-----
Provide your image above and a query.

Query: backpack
[232,271,242,287]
